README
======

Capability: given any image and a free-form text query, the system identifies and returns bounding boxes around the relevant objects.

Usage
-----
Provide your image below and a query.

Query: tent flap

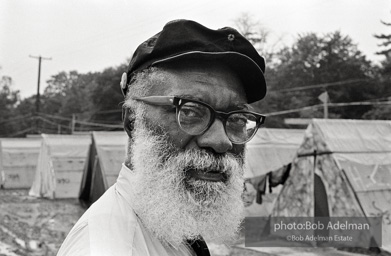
[0,138,41,189]
[79,131,127,205]
[29,134,91,199]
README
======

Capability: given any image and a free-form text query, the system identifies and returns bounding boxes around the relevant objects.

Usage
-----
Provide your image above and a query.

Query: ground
[0,189,84,256]
[0,189,389,256]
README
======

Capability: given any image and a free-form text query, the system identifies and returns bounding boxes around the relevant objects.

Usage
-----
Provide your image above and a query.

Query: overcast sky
[1,0,390,99]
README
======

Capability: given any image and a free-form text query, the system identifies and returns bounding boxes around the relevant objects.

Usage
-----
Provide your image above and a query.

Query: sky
[1,0,390,99]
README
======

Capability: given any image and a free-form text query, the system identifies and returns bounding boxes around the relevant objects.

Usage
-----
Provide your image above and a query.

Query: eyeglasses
[132,96,266,144]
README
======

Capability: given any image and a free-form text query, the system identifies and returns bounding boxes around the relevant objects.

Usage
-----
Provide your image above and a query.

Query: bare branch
[380,20,391,26]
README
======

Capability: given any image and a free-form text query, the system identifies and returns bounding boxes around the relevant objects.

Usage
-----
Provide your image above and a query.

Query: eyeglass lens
[178,102,211,135]
[226,113,257,143]
[177,101,258,143]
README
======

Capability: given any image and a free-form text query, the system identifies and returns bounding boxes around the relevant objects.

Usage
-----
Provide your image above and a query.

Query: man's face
[127,61,247,246]
[143,61,247,157]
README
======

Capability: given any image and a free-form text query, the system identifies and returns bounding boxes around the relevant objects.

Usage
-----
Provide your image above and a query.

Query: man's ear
[123,107,135,138]
[120,72,127,97]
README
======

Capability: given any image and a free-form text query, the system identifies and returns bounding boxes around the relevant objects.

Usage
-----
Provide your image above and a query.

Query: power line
[0,115,32,125]
[298,150,391,157]
[75,120,122,128]
[328,101,391,108]
[36,116,71,131]
[38,113,73,121]
[93,109,122,114]
[38,113,122,129]
[268,79,366,93]
[266,100,391,116]
[6,127,34,137]
[266,104,321,116]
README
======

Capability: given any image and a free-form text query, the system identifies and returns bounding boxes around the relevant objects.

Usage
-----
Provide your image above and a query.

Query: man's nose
[196,119,233,153]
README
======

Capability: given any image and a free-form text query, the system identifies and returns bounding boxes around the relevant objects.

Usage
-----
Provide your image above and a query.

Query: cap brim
[150,51,266,103]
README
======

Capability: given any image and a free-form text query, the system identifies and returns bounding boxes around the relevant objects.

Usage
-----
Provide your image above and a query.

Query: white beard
[127,117,245,247]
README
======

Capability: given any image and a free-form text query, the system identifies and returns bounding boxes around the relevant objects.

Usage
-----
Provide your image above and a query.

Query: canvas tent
[0,137,41,189]
[79,131,127,205]
[29,134,91,199]
[272,119,391,252]
[244,128,304,216]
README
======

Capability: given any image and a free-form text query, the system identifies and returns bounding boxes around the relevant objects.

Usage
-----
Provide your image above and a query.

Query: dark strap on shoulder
[186,238,210,256]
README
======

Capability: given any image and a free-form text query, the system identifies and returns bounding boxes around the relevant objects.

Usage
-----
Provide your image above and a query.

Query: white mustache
[165,149,244,180]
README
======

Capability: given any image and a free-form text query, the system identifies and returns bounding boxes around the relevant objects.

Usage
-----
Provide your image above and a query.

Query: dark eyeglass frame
[132,96,266,144]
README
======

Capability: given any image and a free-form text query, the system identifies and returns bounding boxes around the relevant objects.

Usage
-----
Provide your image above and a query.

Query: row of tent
[0,119,390,251]
[0,132,127,200]
[0,128,303,199]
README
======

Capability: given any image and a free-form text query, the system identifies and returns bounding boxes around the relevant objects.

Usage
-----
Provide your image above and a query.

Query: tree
[42,71,95,116]
[234,13,269,50]
[88,63,127,125]
[367,13,391,120]
[30,64,127,133]
[233,13,281,64]
[254,31,377,126]
[34,70,98,133]
[0,74,20,136]
[0,60,129,135]
[374,16,391,58]
[13,95,37,135]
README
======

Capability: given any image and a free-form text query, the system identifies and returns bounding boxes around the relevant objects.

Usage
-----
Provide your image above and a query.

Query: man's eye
[230,116,247,126]
[181,107,203,118]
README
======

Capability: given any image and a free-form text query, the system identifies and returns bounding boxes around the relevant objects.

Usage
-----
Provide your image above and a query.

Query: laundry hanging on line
[245,163,292,205]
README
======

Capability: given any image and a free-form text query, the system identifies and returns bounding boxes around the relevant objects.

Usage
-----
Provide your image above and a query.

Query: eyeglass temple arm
[132,96,175,106]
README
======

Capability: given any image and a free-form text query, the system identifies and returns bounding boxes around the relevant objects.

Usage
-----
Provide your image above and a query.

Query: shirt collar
[115,163,136,208]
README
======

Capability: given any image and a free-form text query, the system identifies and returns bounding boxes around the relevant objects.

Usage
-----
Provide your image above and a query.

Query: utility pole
[323,99,329,119]
[71,114,76,134]
[318,91,329,119]
[29,55,52,133]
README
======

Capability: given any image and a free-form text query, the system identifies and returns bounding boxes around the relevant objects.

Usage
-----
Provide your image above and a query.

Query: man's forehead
[152,59,245,88]
[176,94,250,111]
[148,62,248,108]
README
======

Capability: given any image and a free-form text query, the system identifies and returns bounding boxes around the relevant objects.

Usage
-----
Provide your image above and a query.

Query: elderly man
[58,19,266,256]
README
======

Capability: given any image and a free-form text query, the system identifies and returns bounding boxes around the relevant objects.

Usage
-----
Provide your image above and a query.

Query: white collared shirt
[57,164,194,256]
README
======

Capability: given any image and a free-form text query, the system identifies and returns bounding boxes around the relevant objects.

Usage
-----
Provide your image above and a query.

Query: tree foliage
[233,13,278,63]
[36,64,126,133]
[1,63,127,136]
[0,70,21,136]
[88,64,127,124]
[370,13,391,119]
[374,18,391,58]
[254,31,382,126]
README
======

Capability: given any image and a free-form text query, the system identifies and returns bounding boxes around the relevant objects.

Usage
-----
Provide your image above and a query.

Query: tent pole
[312,150,317,217]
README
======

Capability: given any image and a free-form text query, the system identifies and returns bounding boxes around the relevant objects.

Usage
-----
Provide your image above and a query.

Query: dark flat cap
[124,19,267,103]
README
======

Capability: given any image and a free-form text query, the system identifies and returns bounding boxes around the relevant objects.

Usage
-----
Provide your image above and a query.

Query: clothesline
[244,163,292,205]
[298,150,391,157]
